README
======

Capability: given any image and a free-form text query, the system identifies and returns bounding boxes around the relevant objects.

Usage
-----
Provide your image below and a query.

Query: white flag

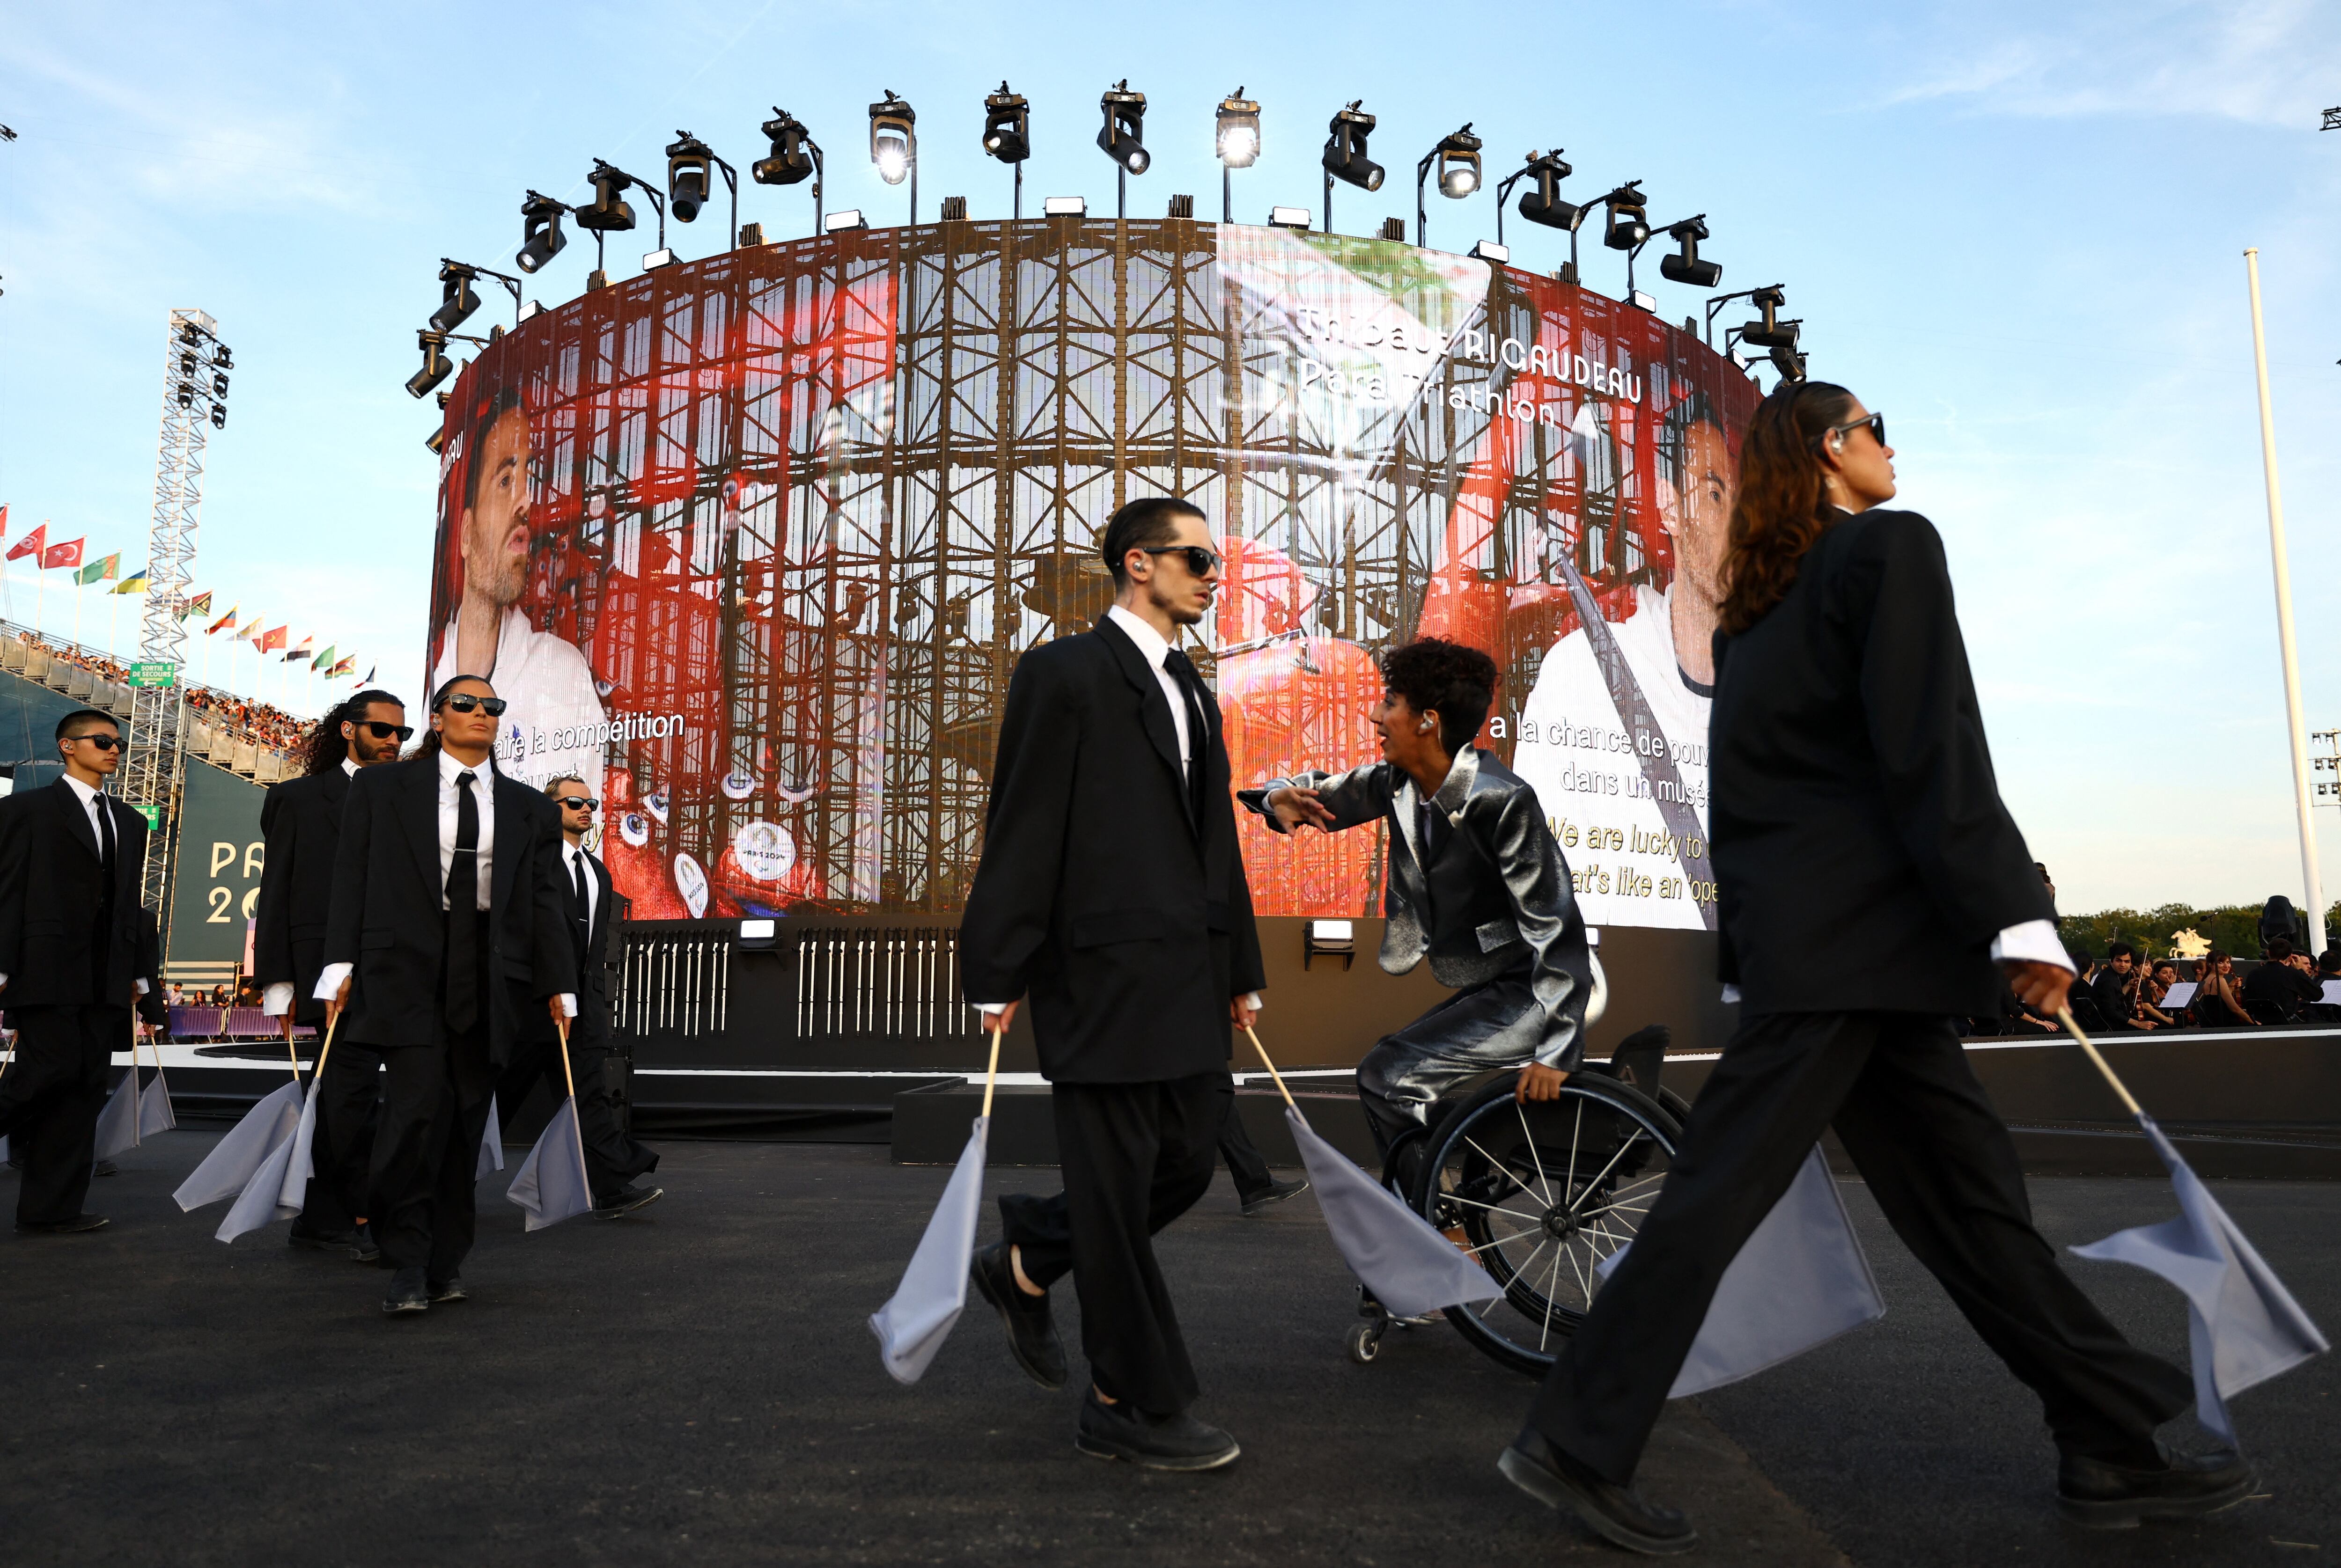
[870,1114,991,1384]
[507,1099,594,1231]
[175,1081,303,1211]
[1597,1145,1885,1396]
[477,1094,505,1178]
[1287,1106,1503,1320]
[139,1066,176,1136]
[216,1119,304,1242]
[94,1069,142,1160]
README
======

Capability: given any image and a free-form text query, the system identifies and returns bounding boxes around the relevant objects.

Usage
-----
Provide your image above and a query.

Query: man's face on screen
[1664,421,1733,606]
[461,404,531,609]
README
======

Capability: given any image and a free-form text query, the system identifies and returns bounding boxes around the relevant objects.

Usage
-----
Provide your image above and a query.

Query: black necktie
[571,851,592,962]
[96,795,117,880]
[447,771,480,1032]
[1163,649,1209,820]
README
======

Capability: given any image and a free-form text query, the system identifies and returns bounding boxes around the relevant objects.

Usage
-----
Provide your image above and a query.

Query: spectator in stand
[2190,950,2255,1030]
[2242,939,2320,1026]
[2311,951,2341,1024]
[2136,960,2184,1030]
[2061,948,2108,1030]
[2091,943,2144,1032]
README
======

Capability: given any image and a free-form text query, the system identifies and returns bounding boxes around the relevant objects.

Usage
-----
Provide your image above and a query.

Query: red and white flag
[258,625,287,655]
[5,522,45,562]
[42,537,84,571]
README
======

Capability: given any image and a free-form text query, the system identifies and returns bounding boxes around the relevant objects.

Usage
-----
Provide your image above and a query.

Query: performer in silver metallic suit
[1239,638,1594,1174]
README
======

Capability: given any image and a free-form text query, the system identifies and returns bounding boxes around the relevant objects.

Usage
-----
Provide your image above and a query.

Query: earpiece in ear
[1417,719,1433,733]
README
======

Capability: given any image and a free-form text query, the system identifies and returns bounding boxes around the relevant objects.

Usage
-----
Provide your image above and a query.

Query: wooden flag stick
[2054,1006,2146,1119]
[979,1024,1003,1121]
[310,1012,339,1084]
[555,1013,589,1179]
[1243,1026,1298,1112]
[130,1012,143,1147]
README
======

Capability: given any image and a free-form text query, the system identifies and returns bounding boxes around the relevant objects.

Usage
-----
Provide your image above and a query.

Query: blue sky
[0,0,2336,917]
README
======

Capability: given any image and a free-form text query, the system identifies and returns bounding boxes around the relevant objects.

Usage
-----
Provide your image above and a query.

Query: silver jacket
[1239,749,1593,1069]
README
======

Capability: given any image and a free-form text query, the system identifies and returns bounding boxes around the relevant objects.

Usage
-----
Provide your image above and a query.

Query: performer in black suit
[0,709,166,1232]
[493,777,660,1216]
[257,688,409,1259]
[316,675,576,1315]
[1243,637,1593,1180]
[1500,386,2244,1554]
[960,496,1266,1472]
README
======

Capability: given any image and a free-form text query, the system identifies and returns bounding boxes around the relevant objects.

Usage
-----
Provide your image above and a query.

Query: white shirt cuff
[972,1002,1010,1016]
[1990,919,2070,971]
[1242,992,1262,1011]
[134,978,150,996]
[261,982,294,1016]
[313,961,353,1002]
[1720,984,1742,1004]
[558,993,578,1018]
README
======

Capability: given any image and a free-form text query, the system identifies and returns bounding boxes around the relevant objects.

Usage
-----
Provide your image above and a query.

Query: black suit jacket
[549,844,623,1049]
[1709,508,2052,1017]
[0,780,164,1014]
[253,765,352,1026]
[321,754,577,1062]
[958,615,1266,1083]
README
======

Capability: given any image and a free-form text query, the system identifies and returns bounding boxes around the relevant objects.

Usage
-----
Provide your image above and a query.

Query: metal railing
[613,921,732,1040]
[0,616,297,781]
[795,926,975,1041]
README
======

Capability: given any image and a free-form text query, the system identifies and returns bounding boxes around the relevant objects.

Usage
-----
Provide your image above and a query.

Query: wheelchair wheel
[1411,1071,1682,1377]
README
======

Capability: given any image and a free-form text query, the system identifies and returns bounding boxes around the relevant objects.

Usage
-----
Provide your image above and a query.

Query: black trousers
[494,1036,658,1203]
[366,914,498,1278]
[0,1005,125,1226]
[999,1073,1228,1415]
[1526,1011,2193,1484]
[298,1041,383,1232]
[1217,1089,1272,1199]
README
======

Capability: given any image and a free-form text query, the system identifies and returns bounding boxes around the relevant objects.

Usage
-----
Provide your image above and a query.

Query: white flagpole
[2244,248,2326,954]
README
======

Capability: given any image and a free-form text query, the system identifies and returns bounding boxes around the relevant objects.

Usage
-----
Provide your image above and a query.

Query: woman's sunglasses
[350,720,415,741]
[438,693,508,717]
[1819,412,1886,451]
[1140,545,1222,577]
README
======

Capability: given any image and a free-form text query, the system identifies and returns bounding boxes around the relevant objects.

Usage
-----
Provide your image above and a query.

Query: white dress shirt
[4,774,149,997]
[975,605,1259,1019]
[262,759,361,1017]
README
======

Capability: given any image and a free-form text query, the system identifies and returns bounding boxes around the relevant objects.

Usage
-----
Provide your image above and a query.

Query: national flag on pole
[114,566,150,594]
[42,537,84,571]
[2071,1117,2328,1442]
[182,589,213,621]
[310,644,335,670]
[6,522,46,562]
[0,503,9,538]
[74,552,119,586]
[331,655,358,678]
[361,665,377,684]
[283,634,313,663]
[258,625,287,654]
[207,605,240,635]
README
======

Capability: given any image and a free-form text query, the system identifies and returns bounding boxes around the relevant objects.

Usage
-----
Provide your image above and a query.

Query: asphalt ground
[2,1134,2330,1566]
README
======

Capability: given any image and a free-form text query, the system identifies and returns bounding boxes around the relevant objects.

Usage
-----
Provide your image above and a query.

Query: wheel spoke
[1565,1128,1647,1216]
[1574,1194,1655,1225]
[1462,1135,1540,1208]
[1563,1236,1591,1301]
[1517,1099,1558,1206]
[1439,1192,1546,1226]
[1538,1236,1567,1349]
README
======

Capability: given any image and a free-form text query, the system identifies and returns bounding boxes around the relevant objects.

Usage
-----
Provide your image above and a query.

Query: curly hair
[1716,379,1860,635]
[1380,637,1498,756]
[299,688,405,777]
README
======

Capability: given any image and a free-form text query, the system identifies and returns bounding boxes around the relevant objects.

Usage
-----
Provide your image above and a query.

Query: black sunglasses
[437,693,508,717]
[71,733,124,751]
[555,796,600,812]
[1818,412,1886,451]
[1140,545,1222,577]
[352,720,415,741]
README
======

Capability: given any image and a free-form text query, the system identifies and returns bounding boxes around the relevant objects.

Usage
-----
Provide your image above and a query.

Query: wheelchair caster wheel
[1346,1322,1384,1364]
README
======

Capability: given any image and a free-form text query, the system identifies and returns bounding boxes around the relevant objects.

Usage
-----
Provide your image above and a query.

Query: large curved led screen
[427,219,1756,928]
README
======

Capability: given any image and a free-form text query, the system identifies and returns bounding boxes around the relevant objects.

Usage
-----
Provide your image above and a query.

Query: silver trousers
[1356,971,1543,1156]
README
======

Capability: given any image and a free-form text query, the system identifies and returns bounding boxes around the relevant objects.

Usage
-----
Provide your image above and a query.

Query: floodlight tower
[124,307,228,918]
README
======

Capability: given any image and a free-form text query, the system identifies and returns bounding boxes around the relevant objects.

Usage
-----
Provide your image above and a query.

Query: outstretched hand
[1265,785,1336,833]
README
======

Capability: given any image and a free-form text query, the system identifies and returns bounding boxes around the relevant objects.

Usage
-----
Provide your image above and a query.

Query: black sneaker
[2057,1444,2255,1529]
[969,1241,1066,1390]
[93,1160,118,1178]
[427,1276,468,1304]
[16,1213,109,1235]
[1499,1430,1697,1556]
[594,1185,663,1218]
[383,1267,429,1316]
[1239,1177,1310,1216]
[1075,1388,1240,1472]
[351,1223,382,1264]
[289,1222,357,1252]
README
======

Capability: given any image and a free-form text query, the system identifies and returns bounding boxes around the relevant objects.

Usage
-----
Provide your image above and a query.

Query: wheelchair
[1346,1034,1689,1376]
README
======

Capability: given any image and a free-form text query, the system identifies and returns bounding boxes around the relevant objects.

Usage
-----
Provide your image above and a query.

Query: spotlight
[1738,286,1797,349]
[1770,343,1806,383]
[1098,78,1150,216]
[429,261,480,334]
[516,191,570,273]
[1601,182,1649,250]
[1414,122,1482,247]
[982,82,1030,164]
[1515,154,1578,228]
[211,405,227,429]
[869,91,915,185]
[576,163,638,233]
[754,109,818,185]
[213,345,233,370]
[1658,215,1722,289]
[405,329,453,399]
[1215,88,1260,168]
[177,384,193,409]
[1320,100,1384,236]
[665,131,715,223]
[211,371,229,396]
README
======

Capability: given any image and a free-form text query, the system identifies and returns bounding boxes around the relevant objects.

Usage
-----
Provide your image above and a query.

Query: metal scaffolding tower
[122,308,229,920]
